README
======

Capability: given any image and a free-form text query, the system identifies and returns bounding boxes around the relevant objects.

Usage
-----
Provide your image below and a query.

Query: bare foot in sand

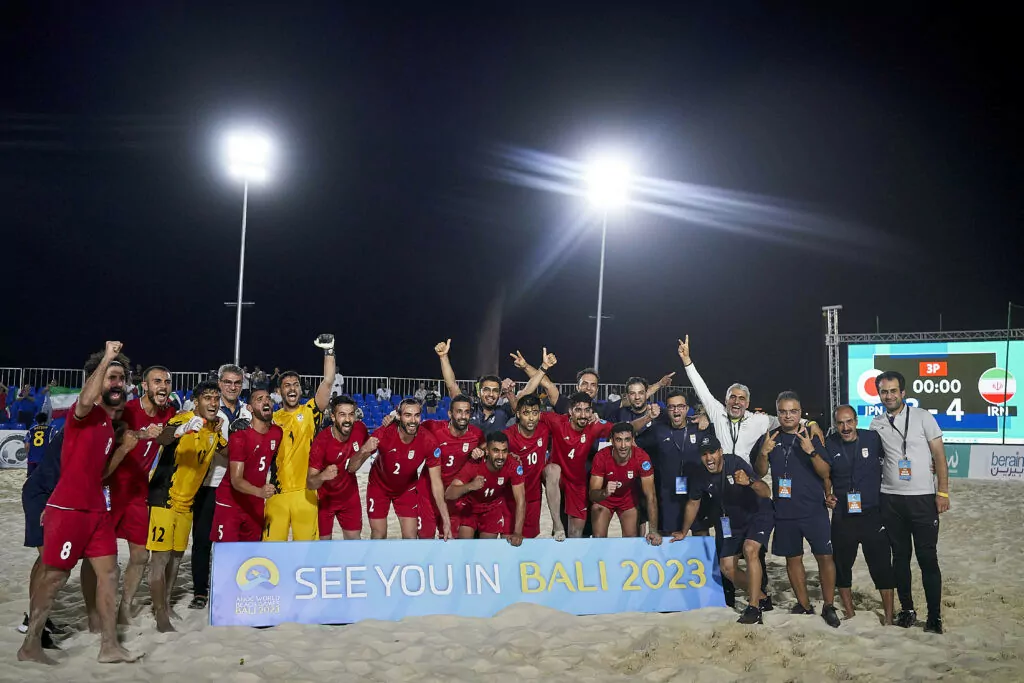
[17,644,58,665]
[98,644,144,663]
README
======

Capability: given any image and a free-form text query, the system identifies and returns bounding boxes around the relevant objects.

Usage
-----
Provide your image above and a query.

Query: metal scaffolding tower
[822,306,843,422]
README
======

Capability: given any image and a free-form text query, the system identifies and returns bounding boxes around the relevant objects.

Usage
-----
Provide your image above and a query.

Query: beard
[101,389,126,407]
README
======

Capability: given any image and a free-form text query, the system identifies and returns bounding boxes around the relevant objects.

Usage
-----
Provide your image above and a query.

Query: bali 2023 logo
[233,557,282,616]
[978,368,1016,405]
[236,557,280,591]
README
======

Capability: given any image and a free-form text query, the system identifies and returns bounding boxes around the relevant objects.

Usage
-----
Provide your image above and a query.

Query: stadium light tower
[584,156,631,374]
[224,130,272,366]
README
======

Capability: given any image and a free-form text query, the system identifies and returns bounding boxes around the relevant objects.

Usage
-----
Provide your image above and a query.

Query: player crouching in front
[589,423,662,546]
[446,432,527,546]
[146,380,226,632]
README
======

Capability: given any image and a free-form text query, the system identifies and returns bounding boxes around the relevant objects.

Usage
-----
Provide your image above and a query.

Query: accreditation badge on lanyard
[846,438,862,513]
[777,439,794,498]
[718,468,732,538]
[890,407,912,481]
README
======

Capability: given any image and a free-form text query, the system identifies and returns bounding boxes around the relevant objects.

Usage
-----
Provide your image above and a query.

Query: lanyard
[779,434,797,477]
[888,405,910,457]
[670,425,690,476]
[728,418,742,454]
[718,465,729,518]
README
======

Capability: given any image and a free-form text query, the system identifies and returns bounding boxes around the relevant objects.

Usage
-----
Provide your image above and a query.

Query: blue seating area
[355,394,450,430]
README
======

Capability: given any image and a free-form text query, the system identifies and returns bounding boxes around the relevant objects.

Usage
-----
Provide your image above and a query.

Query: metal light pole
[224,130,271,366]
[233,179,249,366]
[593,210,608,373]
[585,157,630,374]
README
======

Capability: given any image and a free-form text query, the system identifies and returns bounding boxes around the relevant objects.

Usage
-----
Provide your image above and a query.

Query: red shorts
[318,493,363,537]
[110,499,149,546]
[366,477,418,520]
[562,480,589,520]
[211,503,263,543]
[596,497,637,514]
[416,478,464,538]
[460,503,510,535]
[42,507,116,571]
[522,497,542,538]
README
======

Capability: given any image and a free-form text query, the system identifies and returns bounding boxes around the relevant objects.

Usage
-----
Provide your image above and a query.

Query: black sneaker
[759,595,774,612]
[924,615,943,634]
[737,606,763,625]
[41,629,60,650]
[790,603,815,615]
[188,595,208,610]
[16,613,64,635]
[821,604,841,628]
[895,609,917,628]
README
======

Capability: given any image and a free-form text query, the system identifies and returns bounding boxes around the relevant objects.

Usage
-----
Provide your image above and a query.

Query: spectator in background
[241,366,251,398]
[24,413,55,478]
[12,385,39,426]
[424,387,440,415]
[331,371,345,397]
[376,383,392,403]
[252,366,266,385]
[414,382,428,402]
[0,383,8,420]
[269,367,282,391]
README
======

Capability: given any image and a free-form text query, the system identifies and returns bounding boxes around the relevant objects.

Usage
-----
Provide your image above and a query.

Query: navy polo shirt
[825,428,884,515]
[757,432,827,520]
[689,454,770,529]
[470,399,514,435]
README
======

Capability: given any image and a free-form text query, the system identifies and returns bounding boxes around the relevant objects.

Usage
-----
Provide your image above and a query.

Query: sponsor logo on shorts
[236,557,280,591]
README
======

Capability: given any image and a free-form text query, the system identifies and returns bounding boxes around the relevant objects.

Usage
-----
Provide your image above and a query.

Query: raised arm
[103,431,139,479]
[797,429,831,480]
[677,336,726,423]
[77,341,122,419]
[511,349,559,403]
[435,339,461,398]
[313,334,336,412]
[347,436,379,473]
[645,372,676,402]
[752,431,776,478]
[445,474,485,501]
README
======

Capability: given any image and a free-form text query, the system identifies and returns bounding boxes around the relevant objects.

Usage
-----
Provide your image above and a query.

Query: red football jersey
[590,446,654,509]
[216,424,283,519]
[539,412,613,485]
[504,422,551,499]
[47,402,116,512]
[108,398,176,504]
[420,420,484,487]
[308,422,368,503]
[454,457,525,513]
[369,423,439,497]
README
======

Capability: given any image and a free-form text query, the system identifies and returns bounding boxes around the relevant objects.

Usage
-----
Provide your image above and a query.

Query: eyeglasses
[220,380,242,387]
[777,409,801,417]
[667,405,688,411]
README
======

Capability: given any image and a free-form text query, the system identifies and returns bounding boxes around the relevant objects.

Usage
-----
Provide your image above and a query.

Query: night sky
[3,4,1021,414]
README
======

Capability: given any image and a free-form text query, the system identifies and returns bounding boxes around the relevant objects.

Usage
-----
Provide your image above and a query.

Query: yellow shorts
[146,506,192,552]
[263,489,318,541]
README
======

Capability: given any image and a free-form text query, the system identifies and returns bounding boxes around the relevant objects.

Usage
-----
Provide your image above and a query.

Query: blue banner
[210,538,724,626]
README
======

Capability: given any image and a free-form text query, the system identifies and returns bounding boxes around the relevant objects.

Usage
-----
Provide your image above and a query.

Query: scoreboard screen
[848,340,1022,444]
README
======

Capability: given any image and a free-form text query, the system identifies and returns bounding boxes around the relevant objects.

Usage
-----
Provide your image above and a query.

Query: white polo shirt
[685,363,779,463]
[870,404,943,495]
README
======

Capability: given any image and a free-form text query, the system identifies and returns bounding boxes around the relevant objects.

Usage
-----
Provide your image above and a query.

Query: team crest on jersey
[497,477,505,485]
[270,440,277,450]
[353,443,359,452]
[536,438,543,447]
[409,450,417,459]
[581,434,586,443]
[727,475,735,485]
[297,414,304,422]
[627,471,634,479]
[462,442,470,453]
[207,435,215,447]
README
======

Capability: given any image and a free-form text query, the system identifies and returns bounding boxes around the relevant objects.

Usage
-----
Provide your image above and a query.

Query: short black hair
[625,376,648,391]
[485,431,509,446]
[279,371,301,383]
[84,350,130,376]
[330,395,358,412]
[576,367,600,383]
[249,382,271,396]
[611,422,635,437]
[35,412,48,425]
[665,390,688,402]
[193,379,221,398]
[776,390,801,405]
[478,374,501,388]
[450,394,473,409]
[143,365,170,383]
[398,397,422,412]
[568,391,593,407]
[516,393,541,411]
[874,371,905,392]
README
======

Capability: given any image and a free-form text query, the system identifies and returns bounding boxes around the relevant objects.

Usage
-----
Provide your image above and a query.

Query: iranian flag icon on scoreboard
[978,368,1016,405]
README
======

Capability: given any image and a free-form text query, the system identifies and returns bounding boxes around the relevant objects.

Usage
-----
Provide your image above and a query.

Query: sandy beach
[1,470,1022,682]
